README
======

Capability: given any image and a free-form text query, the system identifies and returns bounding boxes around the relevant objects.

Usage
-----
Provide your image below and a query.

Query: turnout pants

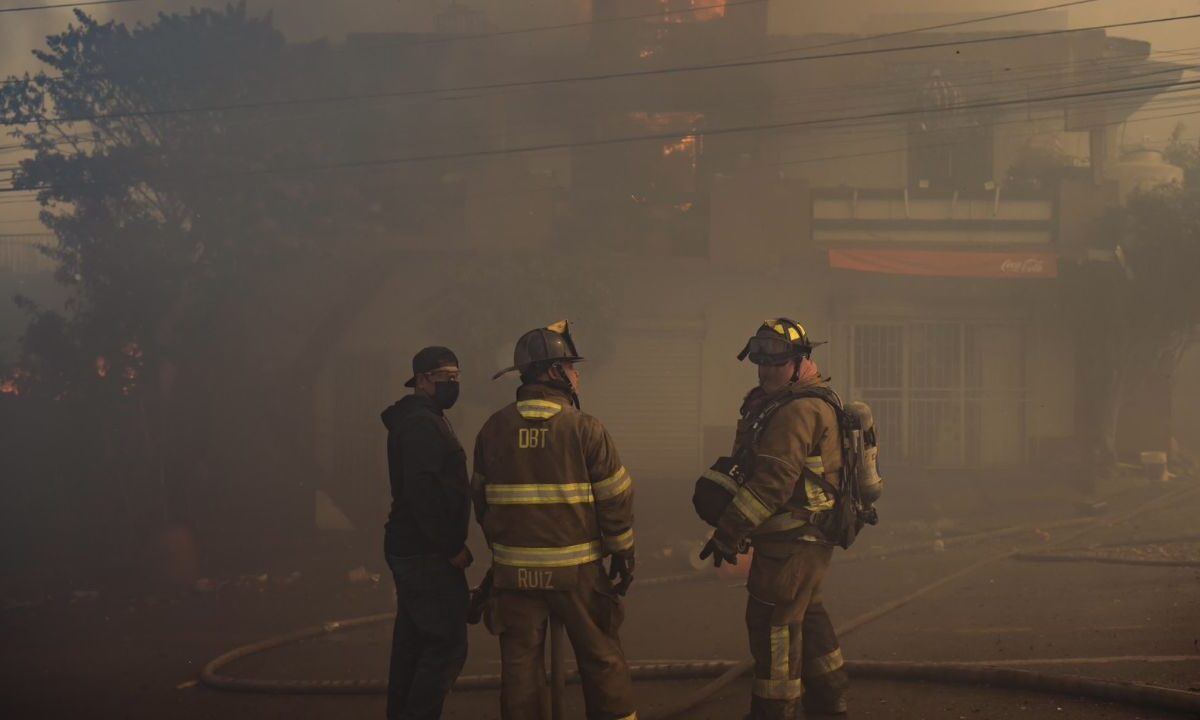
[745,542,849,720]
[386,554,469,720]
[491,561,636,720]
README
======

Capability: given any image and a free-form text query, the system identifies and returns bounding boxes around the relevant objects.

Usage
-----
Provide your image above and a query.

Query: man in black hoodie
[381,346,472,720]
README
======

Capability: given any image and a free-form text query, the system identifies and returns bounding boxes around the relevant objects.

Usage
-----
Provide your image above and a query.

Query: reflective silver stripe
[603,528,635,553]
[805,454,825,475]
[593,466,632,501]
[807,648,845,676]
[752,676,804,700]
[701,469,738,494]
[770,625,790,680]
[485,482,594,505]
[516,399,562,420]
[732,486,772,526]
[492,541,603,568]
[614,713,637,720]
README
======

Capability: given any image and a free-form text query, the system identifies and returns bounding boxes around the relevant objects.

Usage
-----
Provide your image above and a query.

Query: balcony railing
[812,186,1055,246]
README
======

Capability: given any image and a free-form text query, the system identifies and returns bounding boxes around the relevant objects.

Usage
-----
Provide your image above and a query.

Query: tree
[1165,123,1200,187]
[1068,134,1200,485]
[0,4,399,565]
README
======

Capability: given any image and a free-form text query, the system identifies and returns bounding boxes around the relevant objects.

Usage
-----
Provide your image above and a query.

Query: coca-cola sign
[999,257,1048,274]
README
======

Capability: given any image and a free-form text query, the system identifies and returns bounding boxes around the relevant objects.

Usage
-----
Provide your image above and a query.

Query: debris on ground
[346,566,380,585]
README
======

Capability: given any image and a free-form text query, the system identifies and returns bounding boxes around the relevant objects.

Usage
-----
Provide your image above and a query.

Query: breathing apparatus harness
[693,318,882,550]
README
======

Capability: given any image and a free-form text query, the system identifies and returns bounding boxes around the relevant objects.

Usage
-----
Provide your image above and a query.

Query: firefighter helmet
[492,320,585,379]
[737,317,825,365]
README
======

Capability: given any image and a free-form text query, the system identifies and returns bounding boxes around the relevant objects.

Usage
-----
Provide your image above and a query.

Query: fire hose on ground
[200,481,1200,717]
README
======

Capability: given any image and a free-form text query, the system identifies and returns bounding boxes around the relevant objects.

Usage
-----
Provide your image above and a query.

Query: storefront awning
[828,249,1058,279]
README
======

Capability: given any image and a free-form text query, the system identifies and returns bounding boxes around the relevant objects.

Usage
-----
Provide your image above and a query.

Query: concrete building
[252,5,1197,530]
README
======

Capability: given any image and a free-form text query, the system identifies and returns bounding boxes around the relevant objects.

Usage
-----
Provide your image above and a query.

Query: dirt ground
[2,475,1199,720]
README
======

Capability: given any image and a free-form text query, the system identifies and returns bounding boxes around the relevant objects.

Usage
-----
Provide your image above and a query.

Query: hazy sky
[2,0,1199,232]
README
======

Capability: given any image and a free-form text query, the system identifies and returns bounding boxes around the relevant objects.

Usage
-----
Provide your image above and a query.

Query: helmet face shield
[737,317,824,364]
[746,335,800,365]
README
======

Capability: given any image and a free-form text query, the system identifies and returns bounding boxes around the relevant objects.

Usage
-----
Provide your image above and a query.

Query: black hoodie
[381,394,470,558]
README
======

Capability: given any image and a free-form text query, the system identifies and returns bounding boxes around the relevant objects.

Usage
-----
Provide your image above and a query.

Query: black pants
[386,554,469,720]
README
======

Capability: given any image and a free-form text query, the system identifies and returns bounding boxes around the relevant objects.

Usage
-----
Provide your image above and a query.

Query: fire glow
[648,0,728,24]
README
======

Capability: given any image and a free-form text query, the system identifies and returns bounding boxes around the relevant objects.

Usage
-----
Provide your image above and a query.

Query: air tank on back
[846,401,883,506]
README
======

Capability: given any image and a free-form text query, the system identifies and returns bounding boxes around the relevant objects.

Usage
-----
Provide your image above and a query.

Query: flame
[662,135,697,158]
[639,47,658,59]
[0,378,18,396]
[96,356,109,378]
[627,111,704,131]
[649,0,727,24]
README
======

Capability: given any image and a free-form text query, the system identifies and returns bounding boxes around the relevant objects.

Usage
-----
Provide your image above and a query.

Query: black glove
[607,552,635,596]
[466,569,493,625]
[699,535,739,568]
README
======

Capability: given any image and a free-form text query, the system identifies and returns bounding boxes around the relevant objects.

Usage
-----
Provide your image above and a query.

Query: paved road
[3,481,1198,719]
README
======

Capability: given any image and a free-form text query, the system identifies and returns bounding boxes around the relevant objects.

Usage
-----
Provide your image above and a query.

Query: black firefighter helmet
[737,317,826,365]
[492,320,585,380]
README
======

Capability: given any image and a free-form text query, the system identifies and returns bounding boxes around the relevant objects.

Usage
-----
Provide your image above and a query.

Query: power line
[8,7,1193,126]
[246,76,1200,175]
[2,55,1195,181]
[735,0,1103,60]
[4,76,1198,197]
[389,0,766,47]
[2,48,1180,158]
[0,0,763,87]
[0,0,1082,86]
[11,100,1200,211]
[4,40,1189,155]
[423,12,1200,99]
[0,0,140,14]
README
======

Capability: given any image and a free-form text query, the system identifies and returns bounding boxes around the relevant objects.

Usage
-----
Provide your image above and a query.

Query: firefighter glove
[608,552,635,596]
[699,535,739,567]
[467,569,493,625]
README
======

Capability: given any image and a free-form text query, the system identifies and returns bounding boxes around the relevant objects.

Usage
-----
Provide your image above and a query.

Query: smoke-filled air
[2,1,1199,719]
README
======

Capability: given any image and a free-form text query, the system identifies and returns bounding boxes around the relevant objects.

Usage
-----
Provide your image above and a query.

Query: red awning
[828,249,1058,279]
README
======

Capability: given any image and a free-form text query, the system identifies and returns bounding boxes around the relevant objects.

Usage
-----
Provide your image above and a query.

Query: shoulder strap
[746,387,847,445]
[748,387,861,500]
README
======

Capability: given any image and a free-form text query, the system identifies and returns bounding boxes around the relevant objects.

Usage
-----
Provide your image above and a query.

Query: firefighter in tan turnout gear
[700,319,852,720]
[473,321,637,720]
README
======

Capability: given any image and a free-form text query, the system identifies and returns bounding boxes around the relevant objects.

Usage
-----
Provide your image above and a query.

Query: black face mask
[433,381,460,410]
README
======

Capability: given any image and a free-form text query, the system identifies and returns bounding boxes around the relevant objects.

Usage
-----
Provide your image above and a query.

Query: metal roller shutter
[583,327,703,482]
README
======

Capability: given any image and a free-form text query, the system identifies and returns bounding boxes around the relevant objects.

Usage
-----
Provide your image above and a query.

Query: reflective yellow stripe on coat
[603,528,635,553]
[593,466,632,501]
[485,482,594,505]
[731,486,772,526]
[516,399,563,420]
[701,468,738,494]
[492,541,603,568]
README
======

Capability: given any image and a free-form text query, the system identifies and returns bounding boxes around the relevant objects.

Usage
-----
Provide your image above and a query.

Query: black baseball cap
[404,346,459,388]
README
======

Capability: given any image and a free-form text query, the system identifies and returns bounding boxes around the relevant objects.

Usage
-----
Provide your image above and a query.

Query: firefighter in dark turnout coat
[473,322,637,720]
